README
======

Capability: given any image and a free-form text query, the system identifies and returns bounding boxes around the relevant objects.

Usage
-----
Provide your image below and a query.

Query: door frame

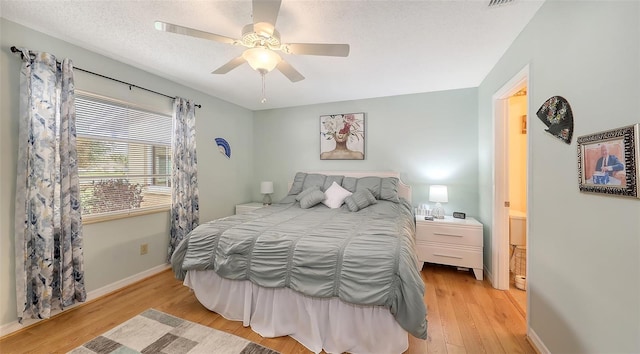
[491,64,529,290]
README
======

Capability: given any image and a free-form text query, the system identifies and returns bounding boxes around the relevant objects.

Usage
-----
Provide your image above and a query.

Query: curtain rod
[10,46,201,108]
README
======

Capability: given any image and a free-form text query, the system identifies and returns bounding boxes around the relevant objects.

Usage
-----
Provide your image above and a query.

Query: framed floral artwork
[577,123,639,199]
[320,113,365,160]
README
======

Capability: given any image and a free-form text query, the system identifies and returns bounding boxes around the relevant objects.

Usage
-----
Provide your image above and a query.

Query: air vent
[489,0,514,7]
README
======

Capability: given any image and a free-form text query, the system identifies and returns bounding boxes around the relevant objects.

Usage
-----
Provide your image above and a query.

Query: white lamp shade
[242,47,281,73]
[429,185,448,203]
[260,181,274,194]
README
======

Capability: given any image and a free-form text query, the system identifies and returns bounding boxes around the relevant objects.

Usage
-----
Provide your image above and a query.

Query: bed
[171,171,427,354]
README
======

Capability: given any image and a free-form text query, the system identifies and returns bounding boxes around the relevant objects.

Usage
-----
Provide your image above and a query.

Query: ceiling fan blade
[155,21,236,45]
[276,60,305,82]
[285,43,350,57]
[212,56,247,74]
[252,0,281,28]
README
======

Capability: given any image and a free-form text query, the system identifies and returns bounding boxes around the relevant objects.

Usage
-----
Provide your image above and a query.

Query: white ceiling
[1,0,544,111]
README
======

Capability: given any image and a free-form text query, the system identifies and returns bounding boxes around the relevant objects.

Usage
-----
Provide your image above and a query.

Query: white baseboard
[484,265,495,288]
[0,263,170,338]
[528,327,550,354]
[86,264,171,300]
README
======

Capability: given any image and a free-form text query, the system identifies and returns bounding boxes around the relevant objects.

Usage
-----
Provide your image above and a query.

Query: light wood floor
[508,271,527,318]
[0,263,535,354]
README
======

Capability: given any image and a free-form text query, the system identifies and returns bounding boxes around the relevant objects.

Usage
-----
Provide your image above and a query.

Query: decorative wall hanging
[536,96,574,144]
[215,137,231,158]
[577,124,639,199]
[320,113,365,160]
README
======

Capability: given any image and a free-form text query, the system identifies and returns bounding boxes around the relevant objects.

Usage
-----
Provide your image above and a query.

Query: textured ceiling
[1,0,544,110]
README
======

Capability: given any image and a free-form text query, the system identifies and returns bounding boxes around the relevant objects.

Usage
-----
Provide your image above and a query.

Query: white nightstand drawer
[416,244,482,269]
[416,223,482,247]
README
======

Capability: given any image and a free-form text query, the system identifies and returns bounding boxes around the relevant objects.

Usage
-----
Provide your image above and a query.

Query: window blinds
[75,92,172,218]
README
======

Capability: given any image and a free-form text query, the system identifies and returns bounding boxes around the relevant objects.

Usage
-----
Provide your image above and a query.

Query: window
[75,92,172,220]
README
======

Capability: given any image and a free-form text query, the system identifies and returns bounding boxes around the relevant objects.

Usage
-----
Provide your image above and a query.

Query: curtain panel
[168,97,200,261]
[14,49,86,321]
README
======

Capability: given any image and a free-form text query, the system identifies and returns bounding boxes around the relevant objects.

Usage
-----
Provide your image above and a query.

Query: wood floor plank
[445,271,486,353]
[0,264,535,354]
[467,272,526,354]
[431,269,466,350]
[422,268,447,354]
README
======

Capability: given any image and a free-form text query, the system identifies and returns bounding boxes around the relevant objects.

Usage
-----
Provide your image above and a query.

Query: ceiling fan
[155,0,350,101]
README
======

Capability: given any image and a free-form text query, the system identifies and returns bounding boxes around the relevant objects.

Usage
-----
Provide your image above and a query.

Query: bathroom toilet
[509,211,527,283]
[509,210,527,247]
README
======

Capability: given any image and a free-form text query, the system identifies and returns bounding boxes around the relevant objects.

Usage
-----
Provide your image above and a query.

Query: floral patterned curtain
[168,97,199,261]
[14,49,86,321]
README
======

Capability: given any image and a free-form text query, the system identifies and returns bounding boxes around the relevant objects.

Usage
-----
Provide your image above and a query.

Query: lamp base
[432,202,445,219]
[262,194,272,206]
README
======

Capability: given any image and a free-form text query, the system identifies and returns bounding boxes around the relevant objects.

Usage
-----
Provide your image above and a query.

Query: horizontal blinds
[76,94,172,145]
[75,92,172,218]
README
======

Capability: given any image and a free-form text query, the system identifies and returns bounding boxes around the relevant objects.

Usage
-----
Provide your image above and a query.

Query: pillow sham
[295,185,321,201]
[288,172,345,195]
[341,176,400,203]
[288,172,307,195]
[299,189,326,209]
[344,188,377,212]
[322,181,352,209]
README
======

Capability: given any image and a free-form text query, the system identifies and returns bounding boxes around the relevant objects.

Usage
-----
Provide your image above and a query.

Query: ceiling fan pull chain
[261,71,267,103]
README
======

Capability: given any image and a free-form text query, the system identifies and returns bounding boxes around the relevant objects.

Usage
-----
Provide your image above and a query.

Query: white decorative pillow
[322,181,353,209]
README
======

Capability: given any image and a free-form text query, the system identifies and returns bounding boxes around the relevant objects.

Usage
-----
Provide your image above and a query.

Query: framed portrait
[320,113,365,160]
[577,123,639,198]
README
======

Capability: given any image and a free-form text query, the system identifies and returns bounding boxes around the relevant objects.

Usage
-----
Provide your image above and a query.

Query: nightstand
[235,202,265,215]
[415,215,484,280]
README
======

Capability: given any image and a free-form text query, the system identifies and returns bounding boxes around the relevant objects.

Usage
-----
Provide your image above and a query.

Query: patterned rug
[69,309,280,354]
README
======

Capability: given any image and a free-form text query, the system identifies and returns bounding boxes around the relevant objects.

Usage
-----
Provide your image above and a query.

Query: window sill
[82,207,170,225]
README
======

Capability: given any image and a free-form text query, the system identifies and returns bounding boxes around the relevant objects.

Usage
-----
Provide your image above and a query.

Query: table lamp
[261,181,274,205]
[429,185,448,219]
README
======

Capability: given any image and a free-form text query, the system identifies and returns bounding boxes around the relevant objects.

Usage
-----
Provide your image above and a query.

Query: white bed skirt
[184,270,409,354]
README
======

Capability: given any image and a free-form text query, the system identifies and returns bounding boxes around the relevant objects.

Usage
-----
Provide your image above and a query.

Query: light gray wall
[478,1,639,352]
[0,19,254,327]
[253,89,480,217]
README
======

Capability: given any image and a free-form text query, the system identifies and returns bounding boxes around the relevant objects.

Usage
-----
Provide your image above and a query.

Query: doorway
[491,65,529,319]
[506,87,528,316]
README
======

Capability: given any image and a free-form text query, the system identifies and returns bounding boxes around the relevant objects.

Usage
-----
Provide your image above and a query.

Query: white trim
[86,264,171,299]
[0,264,170,338]
[528,327,551,354]
[491,64,530,291]
[483,264,495,287]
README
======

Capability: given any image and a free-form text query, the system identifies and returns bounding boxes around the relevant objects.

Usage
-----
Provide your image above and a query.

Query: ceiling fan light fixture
[242,47,281,73]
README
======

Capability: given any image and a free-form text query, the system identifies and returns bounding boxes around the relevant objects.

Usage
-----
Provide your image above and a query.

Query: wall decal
[215,137,231,158]
[536,96,573,144]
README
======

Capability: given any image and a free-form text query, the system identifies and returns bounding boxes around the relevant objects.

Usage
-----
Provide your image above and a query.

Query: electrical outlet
[140,243,148,255]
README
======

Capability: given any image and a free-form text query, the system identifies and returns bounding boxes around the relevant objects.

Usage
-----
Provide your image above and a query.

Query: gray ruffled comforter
[171,199,427,339]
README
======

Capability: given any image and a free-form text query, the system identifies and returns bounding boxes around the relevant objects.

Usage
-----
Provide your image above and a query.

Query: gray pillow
[299,189,326,209]
[344,188,378,212]
[288,172,308,195]
[296,185,321,201]
[342,176,400,203]
[288,172,345,194]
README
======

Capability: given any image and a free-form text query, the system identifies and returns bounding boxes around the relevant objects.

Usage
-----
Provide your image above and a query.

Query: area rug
[69,309,280,354]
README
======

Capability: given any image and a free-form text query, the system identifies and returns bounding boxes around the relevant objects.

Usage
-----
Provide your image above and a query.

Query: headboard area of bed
[307,171,412,204]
